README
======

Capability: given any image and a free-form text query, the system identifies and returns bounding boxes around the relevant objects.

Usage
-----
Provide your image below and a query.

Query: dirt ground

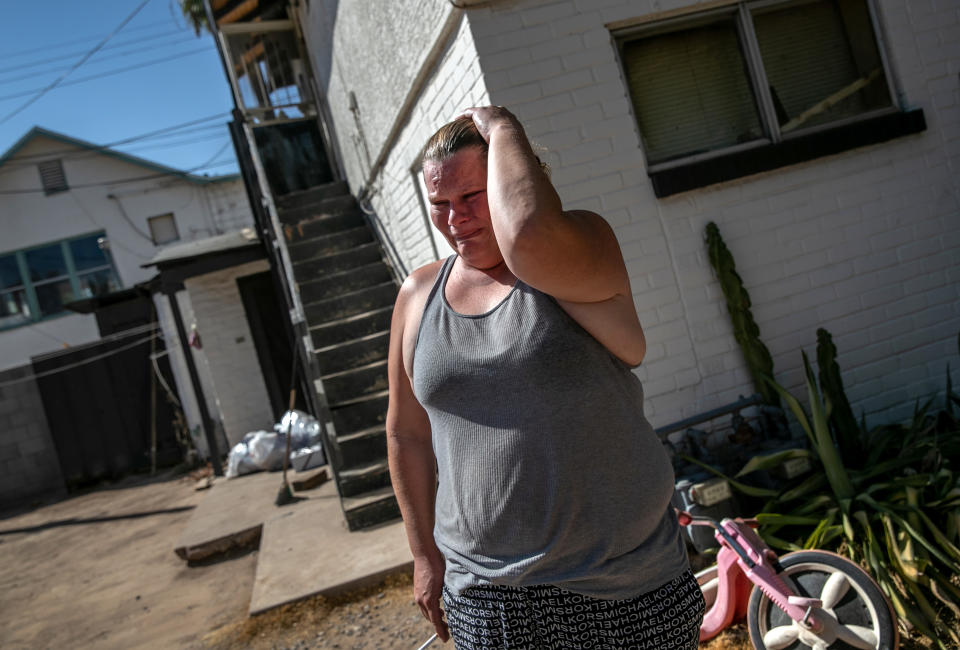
[0,469,927,649]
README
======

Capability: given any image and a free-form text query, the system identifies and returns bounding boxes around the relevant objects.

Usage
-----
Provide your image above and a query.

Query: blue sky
[0,0,238,176]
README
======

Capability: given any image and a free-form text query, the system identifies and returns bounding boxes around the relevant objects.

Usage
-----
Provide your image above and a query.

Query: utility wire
[0,160,239,195]
[0,0,154,125]
[0,47,209,103]
[121,132,230,154]
[0,19,171,60]
[0,36,198,83]
[0,30,189,76]
[1,112,230,163]
[0,330,161,388]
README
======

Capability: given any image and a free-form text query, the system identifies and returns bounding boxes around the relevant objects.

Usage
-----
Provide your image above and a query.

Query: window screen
[618,0,895,167]
[621,15,763,165]
[752,0,892,134]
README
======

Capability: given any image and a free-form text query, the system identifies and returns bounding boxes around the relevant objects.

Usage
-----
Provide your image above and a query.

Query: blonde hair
[421,115,550,174]
[422,116,487,167]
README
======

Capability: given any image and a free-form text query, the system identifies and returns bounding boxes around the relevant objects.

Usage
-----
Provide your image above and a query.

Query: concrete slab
[249,477,412,616]
[174,470,287,561]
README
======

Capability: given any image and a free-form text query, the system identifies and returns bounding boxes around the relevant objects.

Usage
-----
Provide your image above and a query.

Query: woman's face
[422,146,502,269]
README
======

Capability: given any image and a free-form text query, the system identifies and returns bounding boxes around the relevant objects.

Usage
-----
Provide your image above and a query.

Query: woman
[386,106,703,648]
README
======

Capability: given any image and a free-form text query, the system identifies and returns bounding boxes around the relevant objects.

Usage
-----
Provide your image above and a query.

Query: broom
[276,346,300,506]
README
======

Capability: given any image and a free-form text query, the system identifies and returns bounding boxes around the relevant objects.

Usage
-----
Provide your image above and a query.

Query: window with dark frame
[0,233,121,329]
[147,213,180,246]
[617,0,925,196]
[37,159,68,195]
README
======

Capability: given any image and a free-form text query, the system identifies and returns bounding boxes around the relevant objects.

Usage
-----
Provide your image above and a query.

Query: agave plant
[687,335,960,647]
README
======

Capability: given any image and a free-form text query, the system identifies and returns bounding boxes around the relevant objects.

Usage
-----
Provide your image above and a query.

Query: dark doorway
[237,271,308,420]
[252,119,334,197]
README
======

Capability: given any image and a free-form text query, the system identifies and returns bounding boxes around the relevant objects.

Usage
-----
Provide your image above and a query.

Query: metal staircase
[276,181,400,531]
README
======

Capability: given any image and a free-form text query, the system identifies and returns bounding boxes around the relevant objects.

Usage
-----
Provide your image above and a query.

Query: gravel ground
[0,468,931,649]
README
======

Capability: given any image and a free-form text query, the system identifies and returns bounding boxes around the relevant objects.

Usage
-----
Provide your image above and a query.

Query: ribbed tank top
[412,255,687,599]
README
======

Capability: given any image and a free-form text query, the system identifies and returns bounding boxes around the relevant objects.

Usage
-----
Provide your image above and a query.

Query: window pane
[622,16,763,164]
[25,244,68,282]
[0,289,31,327]
[69,234,110,271]
[753,0,892,134]
[78,269,120,298]
[34,279,74,316]
[0,254,23,290]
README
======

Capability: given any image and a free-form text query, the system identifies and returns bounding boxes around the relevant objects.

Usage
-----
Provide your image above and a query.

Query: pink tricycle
[679,510,899,650]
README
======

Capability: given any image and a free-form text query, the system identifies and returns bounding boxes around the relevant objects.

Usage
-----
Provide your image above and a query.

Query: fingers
[416,593,450,642]
[426,599,450,642]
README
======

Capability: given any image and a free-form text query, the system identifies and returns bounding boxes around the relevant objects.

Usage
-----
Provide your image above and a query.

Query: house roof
[0,126,240,185]
[143,227,260,268]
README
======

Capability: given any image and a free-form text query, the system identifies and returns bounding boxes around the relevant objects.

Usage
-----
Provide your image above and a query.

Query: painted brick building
[296,0,959,428]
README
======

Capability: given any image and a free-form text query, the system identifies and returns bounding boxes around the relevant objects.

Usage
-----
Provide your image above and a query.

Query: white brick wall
[465,0,959,428]
[299,0,958,431]
[183,260,274,447]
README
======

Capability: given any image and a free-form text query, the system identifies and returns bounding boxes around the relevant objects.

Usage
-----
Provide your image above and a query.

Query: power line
[120,132,231,154]
[0,330,162,388]
[0,48,210,103]
[0,30,189,76]
[0,159,239,195]
[1,112,231,164]
[0,0,154,125]
[0,36,198,83]
[0,19,173,60]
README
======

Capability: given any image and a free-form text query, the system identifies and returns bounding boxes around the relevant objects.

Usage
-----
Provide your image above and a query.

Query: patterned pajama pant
[442,570,704,650]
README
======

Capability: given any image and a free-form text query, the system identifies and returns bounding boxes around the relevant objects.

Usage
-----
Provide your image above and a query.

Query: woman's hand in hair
[458,105,522,144]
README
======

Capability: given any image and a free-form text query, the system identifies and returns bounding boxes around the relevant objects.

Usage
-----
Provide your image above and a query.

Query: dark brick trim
[649,109,927,198]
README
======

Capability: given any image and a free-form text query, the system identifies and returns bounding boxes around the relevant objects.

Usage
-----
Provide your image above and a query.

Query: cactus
[816,327,863,467]
[705,222,779,407]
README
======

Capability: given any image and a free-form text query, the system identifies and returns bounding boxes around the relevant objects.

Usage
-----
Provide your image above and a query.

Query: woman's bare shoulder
[394,258,446,322]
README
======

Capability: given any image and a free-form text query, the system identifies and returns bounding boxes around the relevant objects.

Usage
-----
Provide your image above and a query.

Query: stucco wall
[298,0,459,194]
[464,0,959,426]
[183,259,274,447]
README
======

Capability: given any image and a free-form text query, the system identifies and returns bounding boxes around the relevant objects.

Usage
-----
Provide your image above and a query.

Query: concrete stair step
[342,486,400,532]
[274,180,350,211]
[305,282,396,325]
[322,359,388,405]
[282,210,366,242]
[298,261,393,304]
[278,194,358,226]
[336,424,387,468]
[316,331,389,376]
[293,242,382,278]
[310,306,393,349]
[330,389,388,435]
[287,227,374,261]
[338,459,391,498]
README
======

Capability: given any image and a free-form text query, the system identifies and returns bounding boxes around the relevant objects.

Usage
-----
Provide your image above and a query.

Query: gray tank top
[412,255,687,599]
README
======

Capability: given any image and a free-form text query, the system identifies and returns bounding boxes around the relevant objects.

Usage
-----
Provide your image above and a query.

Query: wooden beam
[218,0,259,25]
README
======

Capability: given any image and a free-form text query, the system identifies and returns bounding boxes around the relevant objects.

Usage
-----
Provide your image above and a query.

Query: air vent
[37,159,68,195]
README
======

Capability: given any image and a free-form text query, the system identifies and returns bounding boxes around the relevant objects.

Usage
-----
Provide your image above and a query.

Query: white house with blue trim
[0,126,252,370]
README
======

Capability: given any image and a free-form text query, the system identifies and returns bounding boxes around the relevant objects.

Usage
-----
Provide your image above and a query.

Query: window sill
[649,109,926,198]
